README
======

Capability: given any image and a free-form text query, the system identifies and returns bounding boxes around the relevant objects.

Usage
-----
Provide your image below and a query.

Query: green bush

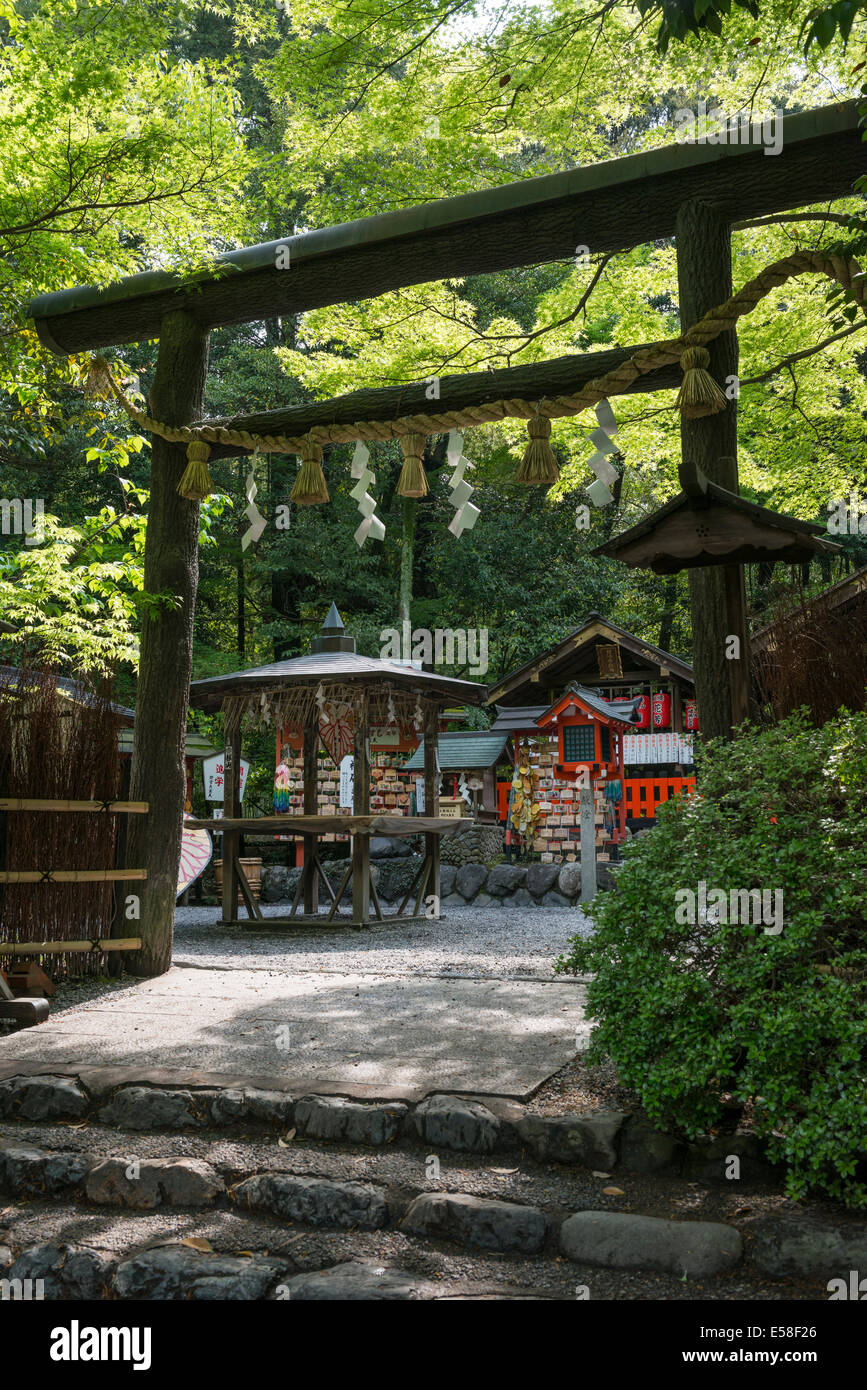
[556,709,867,1205]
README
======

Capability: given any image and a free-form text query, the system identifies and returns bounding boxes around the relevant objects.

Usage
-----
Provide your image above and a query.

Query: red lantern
[635,695,651,728]
[685,700,699,731]
[652,692,671,728]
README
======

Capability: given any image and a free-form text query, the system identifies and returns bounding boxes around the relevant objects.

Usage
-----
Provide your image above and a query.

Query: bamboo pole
[0,939,142,954]
[0,869,147,883]
[0,799,149,813]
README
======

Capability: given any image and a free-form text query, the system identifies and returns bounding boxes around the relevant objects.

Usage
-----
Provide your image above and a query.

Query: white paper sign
[204,754,250,802]
[415,777,425,814]
[339,754,354,808]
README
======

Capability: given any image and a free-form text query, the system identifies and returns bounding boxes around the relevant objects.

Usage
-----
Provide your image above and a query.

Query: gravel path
[172,902,594,980]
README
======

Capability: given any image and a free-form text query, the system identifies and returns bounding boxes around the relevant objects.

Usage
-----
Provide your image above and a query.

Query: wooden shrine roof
[594,461,841,575]
[486,613,694,706]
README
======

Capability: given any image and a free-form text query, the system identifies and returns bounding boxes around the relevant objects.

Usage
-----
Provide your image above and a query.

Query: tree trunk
[658,575,678,653]
[676,200,746,741]
[127,310,209,977]
[399,497,417,626]
[236,461,246,660]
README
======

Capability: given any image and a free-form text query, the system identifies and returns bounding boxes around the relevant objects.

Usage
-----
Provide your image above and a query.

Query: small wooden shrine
[187,606,485,927]
[593,459,840,575]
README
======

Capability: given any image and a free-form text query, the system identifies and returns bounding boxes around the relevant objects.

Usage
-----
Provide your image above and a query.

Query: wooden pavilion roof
[189,649,486,715]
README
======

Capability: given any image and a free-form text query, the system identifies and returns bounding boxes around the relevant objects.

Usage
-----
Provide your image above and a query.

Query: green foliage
[556,710,867,1205]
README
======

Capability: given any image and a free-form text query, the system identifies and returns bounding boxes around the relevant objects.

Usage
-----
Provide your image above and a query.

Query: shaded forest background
[3,0,867,766]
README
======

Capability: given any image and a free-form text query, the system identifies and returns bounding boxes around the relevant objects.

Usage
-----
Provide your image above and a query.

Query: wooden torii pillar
[676,201,750,739]
[126,311,210,974]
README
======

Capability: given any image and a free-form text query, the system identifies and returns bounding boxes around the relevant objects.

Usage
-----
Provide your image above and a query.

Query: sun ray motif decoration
[177,813,213,897]
[318,699,354,767]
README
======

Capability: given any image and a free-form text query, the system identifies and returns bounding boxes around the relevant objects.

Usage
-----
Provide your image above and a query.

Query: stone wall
[440,821,505,868]
[261,854,587,907]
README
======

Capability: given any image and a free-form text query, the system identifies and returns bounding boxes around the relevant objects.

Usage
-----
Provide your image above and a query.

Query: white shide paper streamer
[585,399,619,508]
[350,442,385,547]
[446,429,480,537]
[241,448,267,550]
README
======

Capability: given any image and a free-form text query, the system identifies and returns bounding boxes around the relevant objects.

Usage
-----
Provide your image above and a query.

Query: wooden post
[351,694,370,924]
[424,704,440,914]
[126,309,209,976]
[108,755,132,977]
[222,726,241,922]
[579,784,596,903]
[302,710,319,915]
[676,201,747,741]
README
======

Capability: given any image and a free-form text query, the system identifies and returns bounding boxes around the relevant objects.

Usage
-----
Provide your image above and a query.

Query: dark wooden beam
[202,343,681,459]
[30,103,864,354]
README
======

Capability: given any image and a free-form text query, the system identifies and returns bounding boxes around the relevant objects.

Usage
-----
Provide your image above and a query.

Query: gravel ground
[172,901,593,980]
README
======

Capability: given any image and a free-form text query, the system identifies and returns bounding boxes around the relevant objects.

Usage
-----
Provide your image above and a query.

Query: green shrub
[556,709,867,1205]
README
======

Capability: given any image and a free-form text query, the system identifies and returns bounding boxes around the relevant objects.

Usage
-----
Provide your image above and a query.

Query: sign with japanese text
[203,755,250,802]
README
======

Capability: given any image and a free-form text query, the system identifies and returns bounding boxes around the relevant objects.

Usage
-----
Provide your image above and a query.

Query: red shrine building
[487,613,698,862]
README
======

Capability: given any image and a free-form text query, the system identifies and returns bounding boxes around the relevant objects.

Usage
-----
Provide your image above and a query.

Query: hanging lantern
[652,692,671,728]
[635,695,651,729]
[685,700,700,731]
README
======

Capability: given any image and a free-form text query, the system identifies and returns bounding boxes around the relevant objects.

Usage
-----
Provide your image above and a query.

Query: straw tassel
[290,434,330,505]
[676,346,727,419]
[395,433,429,498]
[85,354,112,399]
[177,440,215,501]
[516,412,559,484]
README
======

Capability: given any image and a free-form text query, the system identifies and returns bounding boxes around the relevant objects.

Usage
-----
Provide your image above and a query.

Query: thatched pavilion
[187,607,485,927]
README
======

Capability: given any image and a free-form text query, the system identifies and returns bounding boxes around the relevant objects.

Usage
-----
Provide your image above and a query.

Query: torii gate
[28,100,867,974]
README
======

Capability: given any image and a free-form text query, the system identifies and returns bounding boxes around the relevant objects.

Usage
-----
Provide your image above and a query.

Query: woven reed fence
[0,666,125,979]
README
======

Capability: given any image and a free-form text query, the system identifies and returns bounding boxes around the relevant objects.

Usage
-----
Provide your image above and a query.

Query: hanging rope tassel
[516,412,559,484]
[396,433,429,498]
[675,346,727,419]
[290,434,329,505]
[85,354,112,399]
[177,440,215,501]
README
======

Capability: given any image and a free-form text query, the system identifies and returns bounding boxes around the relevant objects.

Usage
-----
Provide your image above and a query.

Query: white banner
[415,777,426,813]
[204,755,250,802]
[622,734,694,765]
[339,754,354,808]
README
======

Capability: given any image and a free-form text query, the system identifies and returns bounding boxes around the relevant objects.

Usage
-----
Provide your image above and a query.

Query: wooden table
[185,813,461,928]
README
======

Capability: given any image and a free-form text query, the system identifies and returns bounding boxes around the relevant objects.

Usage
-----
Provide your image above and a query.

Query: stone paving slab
[0,966,588,1099]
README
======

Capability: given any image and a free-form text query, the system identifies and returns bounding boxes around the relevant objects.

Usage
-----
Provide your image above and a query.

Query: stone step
[0,1071,782,1184]
[1,1123,857,1293]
